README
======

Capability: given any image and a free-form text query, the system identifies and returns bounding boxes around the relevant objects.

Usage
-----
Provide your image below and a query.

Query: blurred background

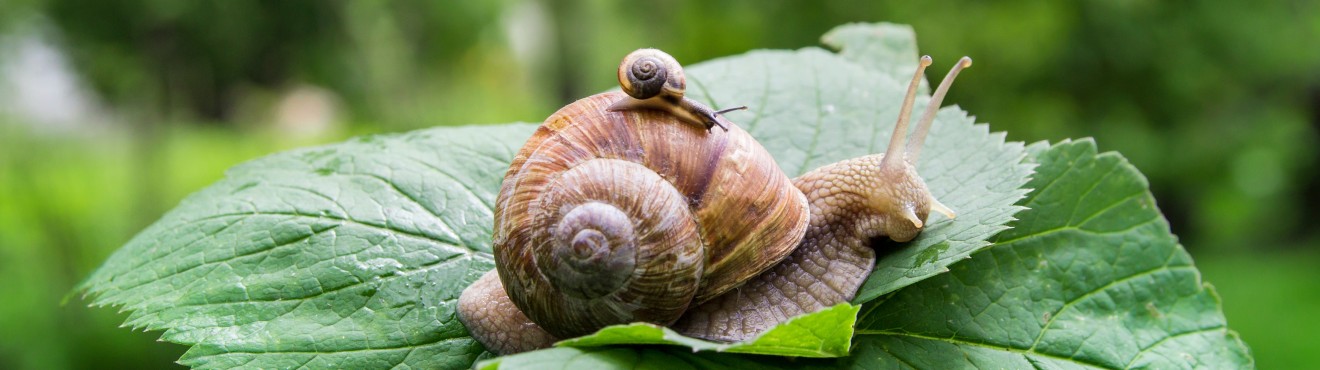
[0,0,1315,368]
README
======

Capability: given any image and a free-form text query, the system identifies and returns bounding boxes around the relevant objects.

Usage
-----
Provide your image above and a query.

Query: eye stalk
[907,56,972,164]
[877,55,972,224]
[607,48,745,132]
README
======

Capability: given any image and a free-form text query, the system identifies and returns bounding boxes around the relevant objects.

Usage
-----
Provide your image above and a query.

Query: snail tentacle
[907,57,973,164]
[879,55,932,172]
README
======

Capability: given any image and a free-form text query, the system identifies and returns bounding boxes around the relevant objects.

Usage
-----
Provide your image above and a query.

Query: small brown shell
[492,91,809,338]
[617,48,686,101]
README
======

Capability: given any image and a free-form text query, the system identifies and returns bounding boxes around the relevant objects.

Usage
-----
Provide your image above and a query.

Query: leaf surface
[846,139,1253,369]
[80,124,536,369]
[821,22,923,86]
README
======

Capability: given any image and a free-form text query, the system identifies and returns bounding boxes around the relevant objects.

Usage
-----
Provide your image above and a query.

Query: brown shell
[493,91,809,338]
[617,48,685,101]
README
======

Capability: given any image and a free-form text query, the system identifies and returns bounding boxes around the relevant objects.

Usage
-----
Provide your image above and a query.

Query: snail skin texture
[458,49,971,355]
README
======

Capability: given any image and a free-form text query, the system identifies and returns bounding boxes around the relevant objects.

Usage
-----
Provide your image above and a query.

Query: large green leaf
[847,139,1252,369]
[79,124,536,369]
[480,140,1253,369]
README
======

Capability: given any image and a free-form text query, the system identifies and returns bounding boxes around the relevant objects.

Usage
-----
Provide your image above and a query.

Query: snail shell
[618,48,686,102]
[608,48,737,132]
[491,91,809,338]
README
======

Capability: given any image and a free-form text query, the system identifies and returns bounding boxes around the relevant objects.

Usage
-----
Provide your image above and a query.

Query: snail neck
[797,154,933,243]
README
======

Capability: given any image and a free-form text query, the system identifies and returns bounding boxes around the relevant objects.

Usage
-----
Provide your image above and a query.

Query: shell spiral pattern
[618,49,685,101]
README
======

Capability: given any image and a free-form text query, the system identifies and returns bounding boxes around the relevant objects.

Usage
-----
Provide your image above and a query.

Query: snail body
[458,50,970,354]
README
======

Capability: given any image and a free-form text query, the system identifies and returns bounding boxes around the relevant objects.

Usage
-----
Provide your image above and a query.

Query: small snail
[458,50,971,355]
[607,48,746,132]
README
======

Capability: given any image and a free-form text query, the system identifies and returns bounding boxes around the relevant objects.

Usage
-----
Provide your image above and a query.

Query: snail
[457,49,972,355]
[606,49,747,131]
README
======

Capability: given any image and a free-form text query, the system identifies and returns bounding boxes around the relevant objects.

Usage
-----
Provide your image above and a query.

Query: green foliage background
[1,0,1316,368]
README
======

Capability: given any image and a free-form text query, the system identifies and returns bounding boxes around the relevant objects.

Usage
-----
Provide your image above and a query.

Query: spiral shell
[492,91,809,338]
[618,48,686,101]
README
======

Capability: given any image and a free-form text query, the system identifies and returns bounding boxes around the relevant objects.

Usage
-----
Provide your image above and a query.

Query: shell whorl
[618,48,685,101]
[492,91,809,338]
[509,158,704,337]
[541,202,637,300]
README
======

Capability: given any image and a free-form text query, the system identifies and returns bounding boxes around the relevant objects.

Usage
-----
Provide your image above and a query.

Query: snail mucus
[457,48,972,355]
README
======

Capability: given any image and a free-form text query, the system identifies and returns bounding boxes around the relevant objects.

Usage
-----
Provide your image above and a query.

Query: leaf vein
[1028,265,1196,351]
[1066,163,1122,225]
[1018,148,1082,206]
[395,155,496,213]
[173,254,471,311]
[104,215,246,290]
[796,64,826,175]
[108,222,339,296]
[191,336,471,357]
[1072,191,1148,228]
[1122,325,1227,369]
[199,210,466,253]
[743,59,773,133]
[349,171,470,248]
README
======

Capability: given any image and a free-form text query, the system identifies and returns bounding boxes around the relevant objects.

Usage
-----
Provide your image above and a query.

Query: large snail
[458,49,971,355]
